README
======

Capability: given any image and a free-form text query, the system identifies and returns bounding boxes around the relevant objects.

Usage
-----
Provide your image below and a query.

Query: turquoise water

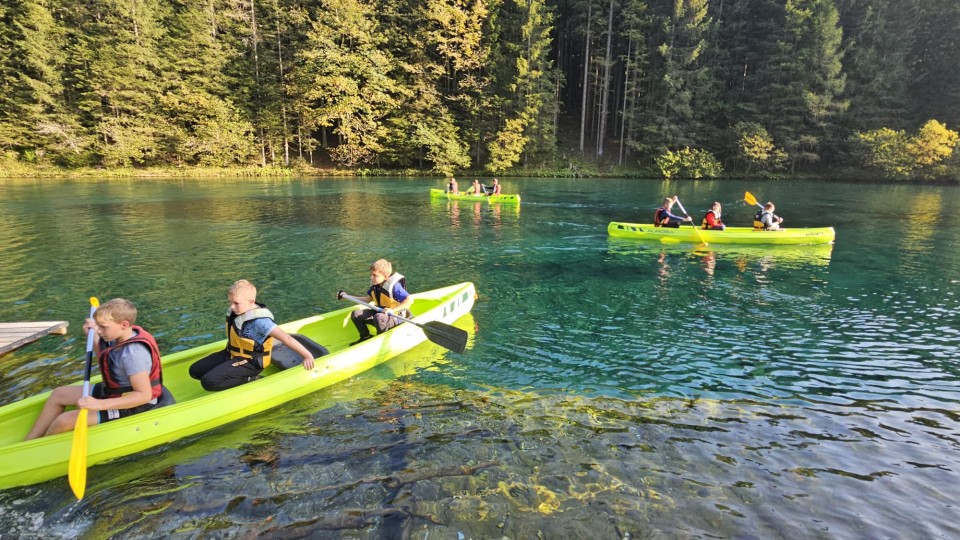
[0,177,958,538]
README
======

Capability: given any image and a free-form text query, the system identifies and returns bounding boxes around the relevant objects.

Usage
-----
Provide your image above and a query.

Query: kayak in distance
[607,222,835,245]
[430,188,521,204]
[0,282,476,490]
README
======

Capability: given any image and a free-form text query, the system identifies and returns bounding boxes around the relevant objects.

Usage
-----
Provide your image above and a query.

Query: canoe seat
[271,334,330,370]
[156,386,176,408]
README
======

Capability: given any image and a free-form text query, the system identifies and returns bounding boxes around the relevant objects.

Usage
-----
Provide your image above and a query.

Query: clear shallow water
[0,177,958,538]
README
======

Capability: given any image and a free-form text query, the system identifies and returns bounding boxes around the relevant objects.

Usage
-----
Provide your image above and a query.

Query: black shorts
[92,383,158,424]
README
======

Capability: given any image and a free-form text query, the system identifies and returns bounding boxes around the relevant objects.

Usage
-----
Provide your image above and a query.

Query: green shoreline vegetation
[1,1,959,182]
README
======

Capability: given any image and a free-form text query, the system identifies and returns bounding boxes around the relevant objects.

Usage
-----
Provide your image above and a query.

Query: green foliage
[295,0,399,167]
[160,88,256,166]
[655,147,722,179]
[730,122,786,173]
[851,120,958,179]
[0,0,959,178]
[486,118,528,173]
[415,120,472,174]
[910,119,959,167]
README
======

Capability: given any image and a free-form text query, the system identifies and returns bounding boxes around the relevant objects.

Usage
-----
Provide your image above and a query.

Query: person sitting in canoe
[754,202,784,231]
[446,177,459,194]
[189,279,315,391]
[486,178,501,196]
[702,201,726,230]
[25,298,174,440]
[654,196,691,228]
[337,258,414,346]
[467,179,483,195]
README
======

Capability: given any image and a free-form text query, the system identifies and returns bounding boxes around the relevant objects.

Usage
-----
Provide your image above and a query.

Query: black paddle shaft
[340,294,468,354]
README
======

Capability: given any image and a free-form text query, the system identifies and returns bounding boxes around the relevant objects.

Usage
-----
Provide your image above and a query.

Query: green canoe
[0,282,476,490]
[430,188,521,204]
[607,222,835,245]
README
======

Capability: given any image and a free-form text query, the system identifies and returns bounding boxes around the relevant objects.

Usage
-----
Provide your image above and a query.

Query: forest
[1,0,959,180]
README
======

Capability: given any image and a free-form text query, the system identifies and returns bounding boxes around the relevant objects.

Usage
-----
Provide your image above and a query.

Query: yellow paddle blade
[90,297,100,308]
[68,409,89,499]
[744,191,758,206]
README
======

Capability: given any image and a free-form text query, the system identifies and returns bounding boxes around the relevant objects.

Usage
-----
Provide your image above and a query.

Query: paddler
[189,279,315,391]
[654,196,691,228]
[25,299,173,439]
[337,259,414,346]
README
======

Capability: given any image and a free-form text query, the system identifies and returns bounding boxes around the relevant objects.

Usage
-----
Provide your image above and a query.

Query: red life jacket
[97,326,163,400]
[654,207,668,226]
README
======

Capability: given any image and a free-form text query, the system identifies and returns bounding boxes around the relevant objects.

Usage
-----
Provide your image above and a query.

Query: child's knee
[49,385,79,405]
[48,412,80,435]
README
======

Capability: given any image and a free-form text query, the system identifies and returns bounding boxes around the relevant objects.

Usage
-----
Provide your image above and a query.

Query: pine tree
[0,0,73,160]
[294,0,398,166]
[640,0,715,154]
[62,0,170,167]
[838,0,913,132]
[764,0,847,169]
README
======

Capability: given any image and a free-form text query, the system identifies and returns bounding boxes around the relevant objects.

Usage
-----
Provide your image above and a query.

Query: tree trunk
[579,1,592,154]
[597,0,614,158]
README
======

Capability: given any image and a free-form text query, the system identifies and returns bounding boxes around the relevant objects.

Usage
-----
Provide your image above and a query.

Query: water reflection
[430,198,520,236]
[1,178,959,538]
[4,389,956,538]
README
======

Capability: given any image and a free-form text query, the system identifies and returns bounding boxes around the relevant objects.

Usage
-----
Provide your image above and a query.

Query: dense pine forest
[1,0,958,180]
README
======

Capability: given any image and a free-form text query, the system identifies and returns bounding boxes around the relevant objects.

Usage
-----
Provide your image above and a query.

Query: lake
[0,176,958,538]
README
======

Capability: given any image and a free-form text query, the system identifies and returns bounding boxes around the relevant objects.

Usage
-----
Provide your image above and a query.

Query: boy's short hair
[95,298,138,324]
[371,259,393,276]
[228,279,257,301]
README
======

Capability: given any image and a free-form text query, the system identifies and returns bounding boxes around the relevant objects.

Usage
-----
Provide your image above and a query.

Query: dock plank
[0,321,70,356]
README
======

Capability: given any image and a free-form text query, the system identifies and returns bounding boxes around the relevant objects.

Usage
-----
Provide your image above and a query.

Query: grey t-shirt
[104,331,153,391]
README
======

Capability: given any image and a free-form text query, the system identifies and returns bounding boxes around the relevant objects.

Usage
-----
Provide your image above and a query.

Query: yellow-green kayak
[0,282,476,490]
[430,188,521,204]
[608,222,835,245]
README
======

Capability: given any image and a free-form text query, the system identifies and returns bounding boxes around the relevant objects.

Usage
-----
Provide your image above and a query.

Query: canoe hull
[430,188,521,204]
[0,282,476,490]
[607,222,835,245]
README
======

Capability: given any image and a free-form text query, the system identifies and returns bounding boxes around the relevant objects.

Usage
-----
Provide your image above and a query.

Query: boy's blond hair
[228,279,257,301]
[370,259,393,276]
[94,298,138,324]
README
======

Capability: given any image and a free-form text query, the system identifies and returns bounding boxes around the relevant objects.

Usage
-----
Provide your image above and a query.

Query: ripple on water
[4,386,957,539]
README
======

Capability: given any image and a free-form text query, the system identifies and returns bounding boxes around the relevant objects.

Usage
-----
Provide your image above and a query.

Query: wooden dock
[0,321,69,356]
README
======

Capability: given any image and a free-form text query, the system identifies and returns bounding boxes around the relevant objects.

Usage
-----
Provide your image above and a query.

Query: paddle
[744,191,763,209]
[673,197,708,246]
[339,294,468,354]
[68,296,99,500]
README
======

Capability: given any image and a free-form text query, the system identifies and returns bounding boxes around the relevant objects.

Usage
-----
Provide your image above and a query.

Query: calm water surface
[0,177,958,538]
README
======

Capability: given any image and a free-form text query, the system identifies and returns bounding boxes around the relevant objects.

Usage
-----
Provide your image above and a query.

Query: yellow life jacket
[226,306,275,368]
[374,273,407,312]
[754,210,767,229]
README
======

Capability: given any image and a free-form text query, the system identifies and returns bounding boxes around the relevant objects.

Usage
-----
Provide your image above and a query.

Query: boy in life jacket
[754,202,784,230]
[25,298,173,439]
[702,201,726,230]
[337,259,414,346]
[447,177,459,194]
[189,279,315,391]
[486,178,501,195]
[468,179,483,195]
[653,196,690,227]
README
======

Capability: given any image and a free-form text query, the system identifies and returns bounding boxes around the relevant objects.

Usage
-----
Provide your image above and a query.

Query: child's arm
[337,291,372,303]
[77,371,154,411]
[270,327,315,370]
[384,296,414,317]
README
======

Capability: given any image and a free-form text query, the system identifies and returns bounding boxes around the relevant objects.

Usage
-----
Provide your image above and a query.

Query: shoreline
[0,164,957,184]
